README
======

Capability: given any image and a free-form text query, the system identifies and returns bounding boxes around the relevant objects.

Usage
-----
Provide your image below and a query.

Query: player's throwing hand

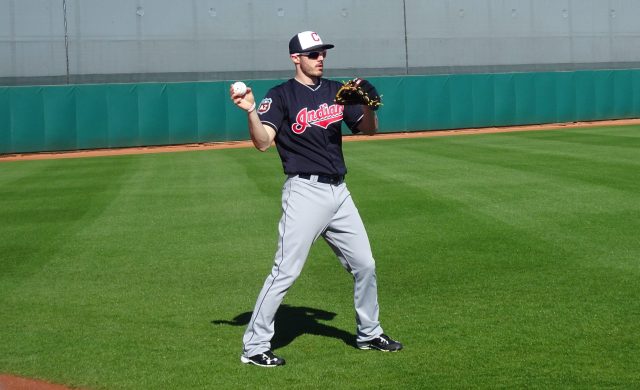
[229,81,256,113]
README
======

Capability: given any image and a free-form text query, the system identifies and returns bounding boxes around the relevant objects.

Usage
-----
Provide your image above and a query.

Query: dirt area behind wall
[1,119,638,163]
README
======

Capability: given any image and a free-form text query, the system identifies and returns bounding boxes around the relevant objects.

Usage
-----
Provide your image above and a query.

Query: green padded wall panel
[1,69,639,154]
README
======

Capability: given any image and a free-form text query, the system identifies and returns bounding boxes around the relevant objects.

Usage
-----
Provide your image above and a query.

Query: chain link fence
[2,0,640,86]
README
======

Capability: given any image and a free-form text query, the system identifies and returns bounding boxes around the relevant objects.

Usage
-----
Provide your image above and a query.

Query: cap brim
[297,44,334,53]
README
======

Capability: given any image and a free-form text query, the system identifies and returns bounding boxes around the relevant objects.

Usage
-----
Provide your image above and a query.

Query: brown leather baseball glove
[334,78,382,111]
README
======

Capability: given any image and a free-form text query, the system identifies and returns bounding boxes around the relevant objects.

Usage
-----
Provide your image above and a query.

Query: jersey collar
[294,78,323,92]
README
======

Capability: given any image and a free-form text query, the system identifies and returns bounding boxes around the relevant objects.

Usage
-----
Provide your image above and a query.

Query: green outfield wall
[1,69,640,154]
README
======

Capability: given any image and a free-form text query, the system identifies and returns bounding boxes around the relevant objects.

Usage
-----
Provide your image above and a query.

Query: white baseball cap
[289,31,334,54]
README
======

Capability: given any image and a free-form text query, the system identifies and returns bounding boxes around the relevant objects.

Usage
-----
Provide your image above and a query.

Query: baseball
[232,81,247,96]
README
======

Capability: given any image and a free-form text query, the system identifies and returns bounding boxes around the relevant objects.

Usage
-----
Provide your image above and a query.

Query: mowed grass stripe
[345,127,639,386]
[346,126,639,252]
[1,126,639,389]
[0,150,286,388]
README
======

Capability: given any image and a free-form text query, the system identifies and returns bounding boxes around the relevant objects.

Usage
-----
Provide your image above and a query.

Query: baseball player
[229,31,402,368]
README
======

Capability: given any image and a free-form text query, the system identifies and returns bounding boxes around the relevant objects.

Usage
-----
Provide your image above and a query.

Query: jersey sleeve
[342,104,365,134]
[257,88,284,132]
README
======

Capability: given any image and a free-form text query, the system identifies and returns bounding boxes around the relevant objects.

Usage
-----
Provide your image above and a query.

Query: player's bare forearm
[229,84,276,151]
[248,113,276,151]
[357,108,378,135]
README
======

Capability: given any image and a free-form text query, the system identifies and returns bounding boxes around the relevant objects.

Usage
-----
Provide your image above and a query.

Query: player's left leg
[322,184,381,338]
[322,183,403,352]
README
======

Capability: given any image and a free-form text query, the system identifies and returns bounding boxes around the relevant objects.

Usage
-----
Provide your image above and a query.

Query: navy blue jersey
[257,78,364,176]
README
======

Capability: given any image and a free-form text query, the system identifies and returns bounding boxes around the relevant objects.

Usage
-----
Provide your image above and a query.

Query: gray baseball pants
[242,174,384,357]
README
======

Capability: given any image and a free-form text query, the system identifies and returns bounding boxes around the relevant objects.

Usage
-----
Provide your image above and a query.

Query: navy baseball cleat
[240,350,286,367]
[357,334,403,352]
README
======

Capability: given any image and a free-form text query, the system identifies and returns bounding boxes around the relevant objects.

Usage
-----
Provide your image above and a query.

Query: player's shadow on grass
[212,304,356,350]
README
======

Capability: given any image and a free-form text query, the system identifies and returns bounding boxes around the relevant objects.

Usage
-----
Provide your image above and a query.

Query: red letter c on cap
[311,32,320,42]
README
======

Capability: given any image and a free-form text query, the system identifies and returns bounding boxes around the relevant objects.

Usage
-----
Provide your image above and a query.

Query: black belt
[297,174,344,185]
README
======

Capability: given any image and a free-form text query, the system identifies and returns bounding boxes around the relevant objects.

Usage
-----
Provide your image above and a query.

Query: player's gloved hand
[335,78,382,111]
[357,79,381,110]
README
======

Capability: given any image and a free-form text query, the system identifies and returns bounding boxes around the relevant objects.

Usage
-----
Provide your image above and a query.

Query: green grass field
[1,125,639,389]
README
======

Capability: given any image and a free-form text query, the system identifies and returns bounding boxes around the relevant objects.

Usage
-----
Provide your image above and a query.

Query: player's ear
[290,54,301,65]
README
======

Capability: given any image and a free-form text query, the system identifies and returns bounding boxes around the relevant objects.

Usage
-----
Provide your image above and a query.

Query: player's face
[297,51,326,78]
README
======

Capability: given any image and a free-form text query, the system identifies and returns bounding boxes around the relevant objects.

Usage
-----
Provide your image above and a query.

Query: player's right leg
[241,176,334,364]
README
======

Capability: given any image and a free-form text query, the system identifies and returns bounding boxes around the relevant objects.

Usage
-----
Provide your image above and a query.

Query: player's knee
[352,257,376,278]
[277,266,304,283]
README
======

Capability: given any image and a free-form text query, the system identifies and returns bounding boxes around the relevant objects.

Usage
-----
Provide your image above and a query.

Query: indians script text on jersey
[257,78,364,175]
